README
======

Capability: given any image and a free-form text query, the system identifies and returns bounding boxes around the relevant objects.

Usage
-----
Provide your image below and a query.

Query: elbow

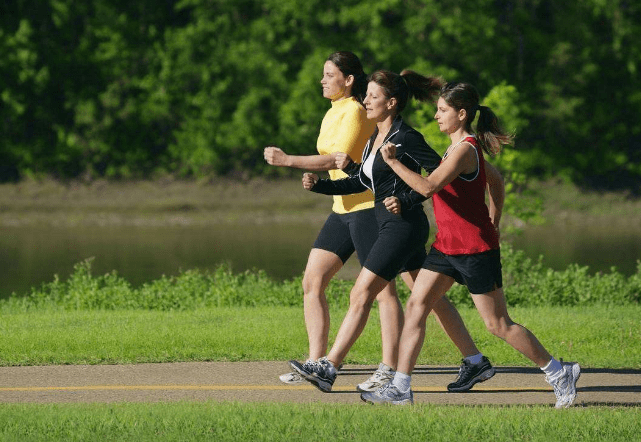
[418,182,437,199]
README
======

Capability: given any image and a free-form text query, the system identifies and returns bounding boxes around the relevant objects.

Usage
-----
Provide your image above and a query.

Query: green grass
[0,306,639,367]
[0,402,638,442]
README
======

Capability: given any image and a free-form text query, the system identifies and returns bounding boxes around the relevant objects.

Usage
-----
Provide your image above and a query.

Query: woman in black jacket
[290,70,500,393]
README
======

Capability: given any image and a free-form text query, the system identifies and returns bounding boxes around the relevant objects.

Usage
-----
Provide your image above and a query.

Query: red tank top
[432,136,499,255]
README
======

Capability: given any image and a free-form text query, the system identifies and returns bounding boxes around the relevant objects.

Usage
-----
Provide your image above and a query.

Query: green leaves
[0,0,639,188]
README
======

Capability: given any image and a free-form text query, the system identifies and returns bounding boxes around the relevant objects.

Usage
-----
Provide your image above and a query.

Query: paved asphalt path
[1,362,639,407]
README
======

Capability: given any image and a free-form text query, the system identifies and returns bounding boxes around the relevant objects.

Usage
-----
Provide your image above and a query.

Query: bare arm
[484,160,504,229]
[380,142,477,199]
[264,147,340,171]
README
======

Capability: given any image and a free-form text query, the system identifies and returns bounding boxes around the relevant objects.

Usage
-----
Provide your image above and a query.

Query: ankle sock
[542,358,563,378]
[392,372,412,393]
[464,353,484,365]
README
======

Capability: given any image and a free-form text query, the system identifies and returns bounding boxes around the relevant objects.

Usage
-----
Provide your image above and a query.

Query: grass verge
[0,306,638,367]
[0,402,638,442]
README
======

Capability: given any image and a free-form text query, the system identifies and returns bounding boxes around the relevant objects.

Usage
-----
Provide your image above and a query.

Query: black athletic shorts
[361,203,429,281]
[422,247,503,294]
[312,208,379,266]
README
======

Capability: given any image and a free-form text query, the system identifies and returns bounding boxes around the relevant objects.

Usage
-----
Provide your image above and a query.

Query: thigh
[471,287,511,324]
[350,266,392,304]
[303,248,344,289]
[312,212,355,264]
[410,269,456,311]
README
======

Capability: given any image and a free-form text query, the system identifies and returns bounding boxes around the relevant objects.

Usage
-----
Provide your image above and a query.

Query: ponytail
[476,105,513,155]
[369,69,443,114]
[440,82,513,155]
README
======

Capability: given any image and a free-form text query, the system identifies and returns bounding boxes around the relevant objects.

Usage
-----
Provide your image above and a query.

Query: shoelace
[369,369,391,382]
[546,370,568,400]
[455,360,473,381]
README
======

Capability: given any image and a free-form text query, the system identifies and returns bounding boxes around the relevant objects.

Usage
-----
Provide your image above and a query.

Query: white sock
[464,353,484,365]
[392,371,412,393]
[541,358,563,378]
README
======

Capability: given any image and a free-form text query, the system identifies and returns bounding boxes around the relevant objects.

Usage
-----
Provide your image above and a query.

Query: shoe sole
[360,394,413,405]
[289,360,333,393]
[447,366,496,392]
[556,363,581,408]
[279,377,306,385]
[356,381,393,393]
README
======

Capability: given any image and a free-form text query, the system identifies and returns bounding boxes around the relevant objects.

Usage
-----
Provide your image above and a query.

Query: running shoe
[279,360,315,385]
[547,361,581,408]
[447,356,496,392]
[361,383,414,405]
[357,363,395,392]
[289,356,337,392]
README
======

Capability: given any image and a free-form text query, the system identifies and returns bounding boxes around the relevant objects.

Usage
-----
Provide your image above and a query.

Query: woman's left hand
[380,142,397,163]
[384,196,401,214]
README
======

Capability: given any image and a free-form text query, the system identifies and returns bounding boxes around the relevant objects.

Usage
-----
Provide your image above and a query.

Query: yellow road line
[0,385,552,393]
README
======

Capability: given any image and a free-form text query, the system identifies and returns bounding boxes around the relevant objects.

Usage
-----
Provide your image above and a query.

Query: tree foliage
[1,0,639,189]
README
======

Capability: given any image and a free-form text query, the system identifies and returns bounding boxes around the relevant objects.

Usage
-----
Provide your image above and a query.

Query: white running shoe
[361,383,414,405]
[279,359,315,385]
[547,361,581,408]
[279,371,306,385]
[357,363,395,392]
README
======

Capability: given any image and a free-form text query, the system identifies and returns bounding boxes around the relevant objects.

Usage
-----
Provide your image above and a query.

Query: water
[1,219,639,299]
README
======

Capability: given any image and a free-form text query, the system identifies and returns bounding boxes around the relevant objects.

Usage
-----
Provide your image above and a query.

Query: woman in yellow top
[265,52,489,392]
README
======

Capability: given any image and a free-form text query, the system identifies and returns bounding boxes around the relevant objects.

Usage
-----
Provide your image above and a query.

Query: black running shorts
[312,209,379,266]
[361,203,429,281]
[422,247,503,294]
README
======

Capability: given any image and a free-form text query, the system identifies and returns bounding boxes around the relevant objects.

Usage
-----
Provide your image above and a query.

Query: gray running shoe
[289,356,337,392]
[357,363,395,392]
[547,361,581,408]
[361,383,414,405]
[447,356,496,392]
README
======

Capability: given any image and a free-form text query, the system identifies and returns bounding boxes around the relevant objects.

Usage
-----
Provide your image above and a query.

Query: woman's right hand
[264,146,288,166]
[334,152,352,170]
[302,173,319,190]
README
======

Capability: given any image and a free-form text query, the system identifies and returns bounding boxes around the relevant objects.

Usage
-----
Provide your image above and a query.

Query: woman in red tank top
[361,82,581,408]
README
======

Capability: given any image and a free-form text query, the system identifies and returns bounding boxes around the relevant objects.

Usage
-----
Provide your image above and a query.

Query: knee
[404,297,426,324]
[302,272,328,297]
[349,287,375,311]
[374,284,398,305]
[484,318,512,339]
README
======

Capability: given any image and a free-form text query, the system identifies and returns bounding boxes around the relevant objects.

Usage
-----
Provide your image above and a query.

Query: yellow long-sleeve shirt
[317,97,376,214]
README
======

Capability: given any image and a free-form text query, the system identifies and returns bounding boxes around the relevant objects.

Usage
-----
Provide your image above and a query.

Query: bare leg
[374,279,404,368]
[397,270,455,374]
[327,268,390,367]
[400,270,479,358]
[471,288,551,367]
[302,248,343,360]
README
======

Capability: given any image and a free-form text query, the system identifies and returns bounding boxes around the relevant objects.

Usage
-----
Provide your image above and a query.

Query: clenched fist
[302,173,319,190]
[384,196,401,214]
[264,146,289,166]
[380,142,397,163]
[334,152,352,170]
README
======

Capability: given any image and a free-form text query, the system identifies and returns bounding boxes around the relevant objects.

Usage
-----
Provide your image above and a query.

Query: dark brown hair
[439,82,513,155]
[327,51,368,103]
[368,69,443,114]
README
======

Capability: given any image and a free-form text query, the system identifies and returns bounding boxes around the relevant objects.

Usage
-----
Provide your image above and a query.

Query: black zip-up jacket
[311,116,441,211]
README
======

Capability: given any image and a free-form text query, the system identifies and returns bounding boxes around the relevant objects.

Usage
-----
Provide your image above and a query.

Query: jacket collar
[364,115,404,160]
